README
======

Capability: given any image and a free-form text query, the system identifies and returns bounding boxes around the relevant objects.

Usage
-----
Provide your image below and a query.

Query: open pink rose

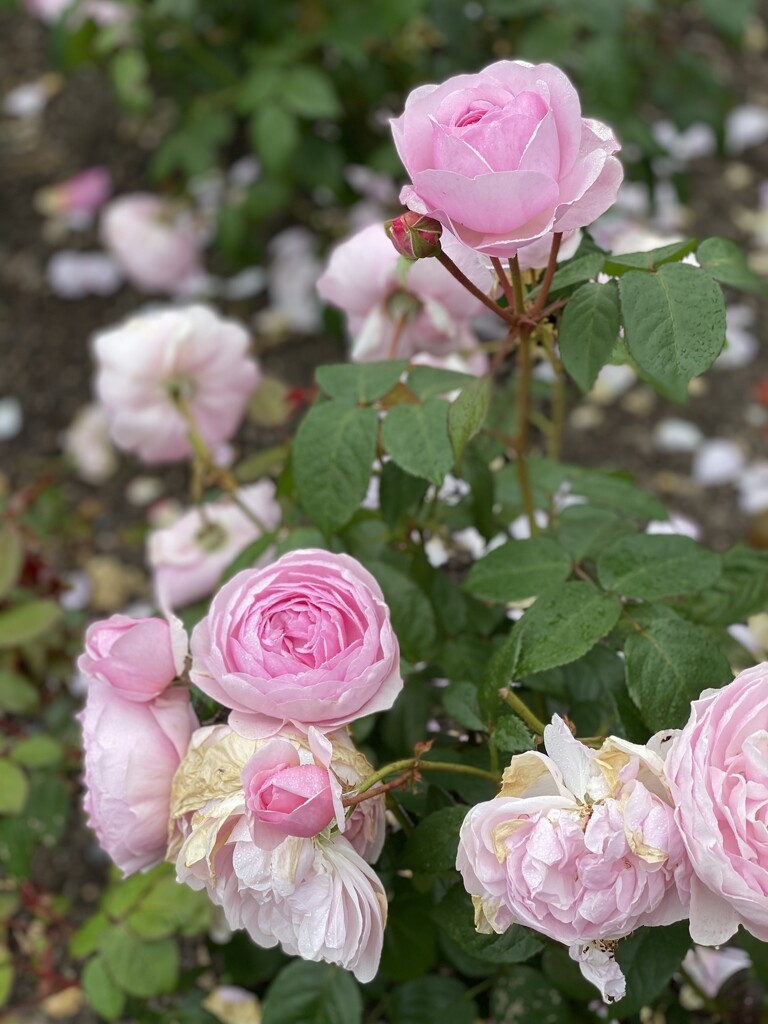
[79,684,197,875]
[316,223,490,369]
[190,549,402,733]
[391,60,622,257]
[100,193,205,295]
[78,612,187,701]
[148,482,280,609]
[457,717,691,1002]
[665,664,768,946]
[93,304,260,464]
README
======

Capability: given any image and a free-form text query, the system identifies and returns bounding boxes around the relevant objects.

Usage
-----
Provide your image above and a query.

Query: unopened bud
[385,212,442,260]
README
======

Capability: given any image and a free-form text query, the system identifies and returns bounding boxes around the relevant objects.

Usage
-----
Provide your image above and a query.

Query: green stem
[539,331,566,462]
[500,687,547,736]
[508,256,538,536]
[351,756,500,802]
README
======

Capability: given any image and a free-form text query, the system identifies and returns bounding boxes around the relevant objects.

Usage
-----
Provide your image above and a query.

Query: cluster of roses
[78,549,403,982]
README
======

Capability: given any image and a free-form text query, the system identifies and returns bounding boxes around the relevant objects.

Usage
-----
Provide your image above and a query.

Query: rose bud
[385,211,443,260]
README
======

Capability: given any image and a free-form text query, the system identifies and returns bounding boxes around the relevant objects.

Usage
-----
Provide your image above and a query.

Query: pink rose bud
[385,211,443,260]
[78,613,187,701]
[242,738,337,848]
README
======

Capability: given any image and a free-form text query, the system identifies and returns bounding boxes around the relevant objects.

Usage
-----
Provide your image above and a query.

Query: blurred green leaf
[100,927,179,998]
[0,760,29,814]
[448,376,490,467]
[11,735,64,767]
[491,966,575,1023]
[389,976,477,1024]
[559,281,620,392]
[697,236,767,295]
[0,671,39,714]
[82,956,126,1021]
[0,523,23,599]
[0,600,62,648]
[262,960,362,1024]
[283,65,342,118]
[250,105,300,173]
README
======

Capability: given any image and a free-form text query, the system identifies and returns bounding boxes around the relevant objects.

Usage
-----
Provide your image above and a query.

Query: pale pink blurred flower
[35,166,111,222]
[682,946,751,999]
[79,684,198,875]
[147,482,281,609]
[25,0,129,23]
[317,223,491,368]
[62,404,117,483]
[93,304,260,464]
[391,61,622,258]
[100,193,206,295]
[457,716,691,1002]
[190,549,402,735]
[666,665,768,946]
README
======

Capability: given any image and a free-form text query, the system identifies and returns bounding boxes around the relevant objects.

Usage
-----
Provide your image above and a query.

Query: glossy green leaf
[448,376,490,466]
[316,361,408,403]
[559,281,621,392]
[381,398,454,484]
[404,806,467,875]
[597,534,721,599]
[432,885,543,965]
[262,960,362,1024]
[613,922,692,1017]
[465,537,572,603]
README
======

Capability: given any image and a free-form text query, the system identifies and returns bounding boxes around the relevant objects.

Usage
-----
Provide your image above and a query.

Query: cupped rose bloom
[391,60,622,257]
[665,664,768,946]
[169,723,386,981]
[316,223,491,369]
[190,549,402,734]
[78,612,187,701]
[79,684,198,875]
[457,716,691,1002]
[148,482,281,609]
[100,193,205,294]
[93,304,260,464]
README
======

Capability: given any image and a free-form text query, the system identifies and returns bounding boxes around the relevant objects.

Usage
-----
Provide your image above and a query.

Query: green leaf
[493,715,533,753]
[282,65,342,119]
[603,238,698,275]
[0,671,39,714]
[380,893,438,982]
[10,735,63,767]
[442,681,485,731]
[499,582,622,678]
[697,236,766,294]
[365,561,437,662]
[558,281,621,392]
[219,532,277,585]
[70,911,111,959]
[569,470,667,520]
[619,264,726,399]
[389,976,476,1024]
[379,462,429,530]
[262,960,362,1024]
[404,806,467,875]
[100,927,178,998]
[432,885,543,965]
[294,401,378,535]
[316,361,408,402]
[612,922,692,1017]
[0,523,23,599]
[250,104,299,173]
[110,49,152,112]
[0,760,28,814]
[381,398,454,485]
[554,505,635,562]
[681,545,768,625]
[0,949,12,1009]
[0,600,62,648]
[407,366,476,398]
[542,252,605,297]
[624,619,733,730]
[235,444,288,483]
[597,534,721,599]
[491,966,575,1023]
[465,537,572,603]
[82,956,125,1021]
[448,376,490,466]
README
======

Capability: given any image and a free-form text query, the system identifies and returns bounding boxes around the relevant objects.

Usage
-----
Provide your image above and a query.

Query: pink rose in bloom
[78,612,187,701]
[190,549,402,734]
[316,223,491,369]
[391,60,622,257]
[148,482,281,609]
[456,717,691,1002]
[169,724,386,981]
[665,664,768,946]
[100,193,205,294]
[93,304,260,464]
[80,684,197,875]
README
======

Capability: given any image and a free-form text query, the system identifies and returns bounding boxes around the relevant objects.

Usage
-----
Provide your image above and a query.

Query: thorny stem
[499,687,547,736]
[436,250,518,326]
[506,254,539,536]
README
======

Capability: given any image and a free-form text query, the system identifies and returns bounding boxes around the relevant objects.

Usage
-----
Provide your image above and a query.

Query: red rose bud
[385,212,442,260]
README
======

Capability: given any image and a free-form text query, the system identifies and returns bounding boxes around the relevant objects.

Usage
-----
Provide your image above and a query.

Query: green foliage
[491,966,575,1023]
[596,534,722,600]
[613,922,693,1016]
[381,399,454,485]
[465,537,572,603]
[388,976,477,1024]
[558,281,620,392]
[262,960,362,1024]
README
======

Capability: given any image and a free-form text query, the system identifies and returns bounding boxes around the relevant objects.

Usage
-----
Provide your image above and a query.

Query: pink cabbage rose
[391,60,622,257]
[457,716,691,1002]
[100,193,205,294]
[169,724,386,980]
[78,612,187,701]
[665,664,768,945]
[148,482,281,609]
[316,223,491,369]
[79,684,197,875]
[190,549,402,734]
[93,304,260,464]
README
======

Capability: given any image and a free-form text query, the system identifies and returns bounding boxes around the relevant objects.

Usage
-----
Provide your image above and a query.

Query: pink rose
[316,223,490,369]
[100,193,205,294]
[457,717,691,1002]
[93,304,260,464]
[665,664,768,946]
[78,612,187,701]
[391,60,622,257]
[148,482,281,609]
[79,684,197,875]
[190,549,402,734]
[169,724,386,981]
